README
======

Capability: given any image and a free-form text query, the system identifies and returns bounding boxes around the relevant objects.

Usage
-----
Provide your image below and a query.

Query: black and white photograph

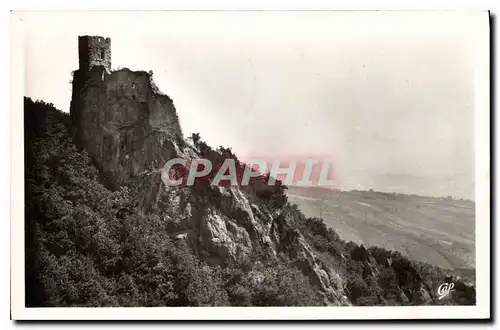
[10,10,490,320]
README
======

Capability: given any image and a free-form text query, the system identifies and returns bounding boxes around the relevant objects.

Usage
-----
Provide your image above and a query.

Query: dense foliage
[25,98,475,307]
[295,216,475,305]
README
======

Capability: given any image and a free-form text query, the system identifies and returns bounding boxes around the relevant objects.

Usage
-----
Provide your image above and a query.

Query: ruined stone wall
[78,36,112,72]
[70,67,183,188]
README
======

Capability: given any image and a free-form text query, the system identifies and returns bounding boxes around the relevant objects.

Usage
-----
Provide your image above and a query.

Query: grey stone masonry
[78,35,111,72]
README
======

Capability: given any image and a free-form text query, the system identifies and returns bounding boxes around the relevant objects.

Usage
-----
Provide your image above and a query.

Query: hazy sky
[21,11,485,199]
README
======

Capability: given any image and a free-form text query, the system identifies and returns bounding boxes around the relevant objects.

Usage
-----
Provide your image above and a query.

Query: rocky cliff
[70,67,183,189]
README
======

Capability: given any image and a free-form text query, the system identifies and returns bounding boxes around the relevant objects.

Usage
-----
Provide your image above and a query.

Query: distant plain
[287,186,475,272]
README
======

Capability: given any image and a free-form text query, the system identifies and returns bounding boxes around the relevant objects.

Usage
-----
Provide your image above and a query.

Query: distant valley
[287,186,475,272]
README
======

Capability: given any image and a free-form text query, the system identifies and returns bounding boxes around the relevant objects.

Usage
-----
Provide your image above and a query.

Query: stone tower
[78,35,111,72]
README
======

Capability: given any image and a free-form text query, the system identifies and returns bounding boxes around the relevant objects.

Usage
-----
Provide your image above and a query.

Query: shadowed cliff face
[70,67,183,189]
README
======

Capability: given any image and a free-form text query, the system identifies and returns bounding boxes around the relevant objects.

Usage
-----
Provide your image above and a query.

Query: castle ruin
[70,35,183,192]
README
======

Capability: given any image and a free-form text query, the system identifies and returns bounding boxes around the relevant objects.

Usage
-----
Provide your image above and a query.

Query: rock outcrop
[70,67,183,189]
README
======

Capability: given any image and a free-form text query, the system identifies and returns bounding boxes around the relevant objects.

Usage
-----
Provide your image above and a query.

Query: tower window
[101,50,105,59]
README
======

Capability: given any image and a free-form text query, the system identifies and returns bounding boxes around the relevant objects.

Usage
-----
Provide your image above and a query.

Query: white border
[7,306,493,321]
[9,9,491,320]
[472,8,491,321]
